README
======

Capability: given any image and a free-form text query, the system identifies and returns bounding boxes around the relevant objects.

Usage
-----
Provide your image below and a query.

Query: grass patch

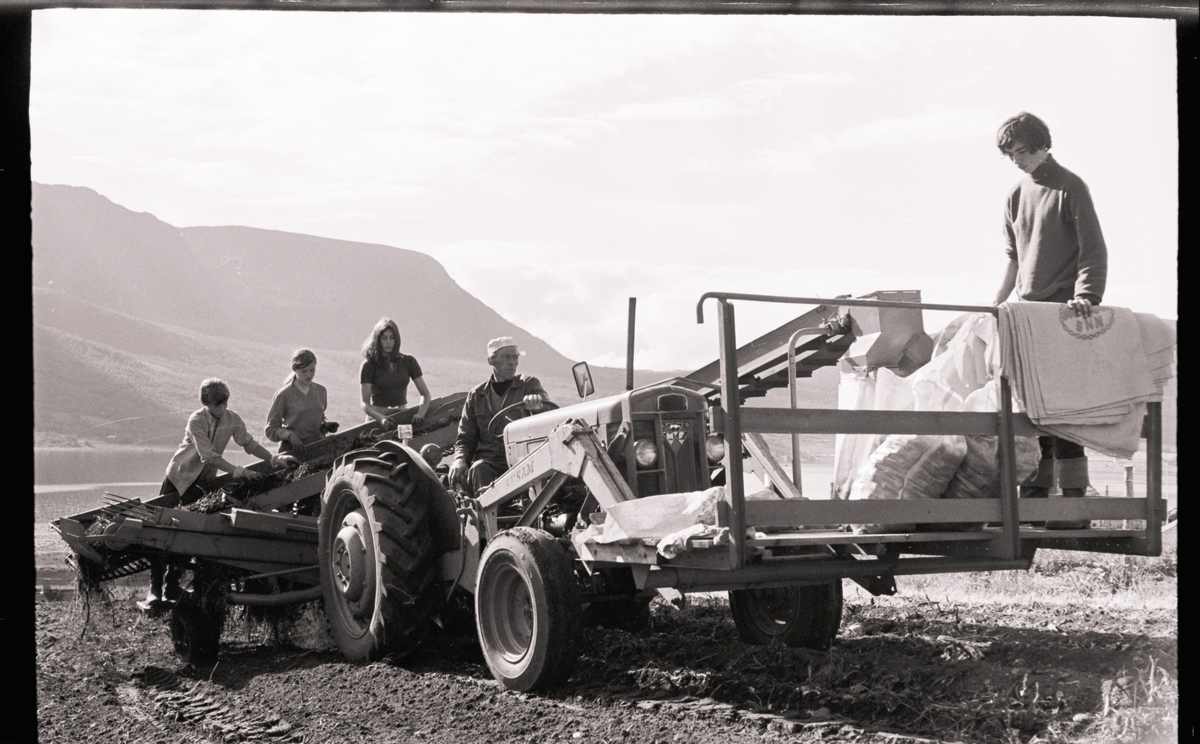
[896,546,1178,608]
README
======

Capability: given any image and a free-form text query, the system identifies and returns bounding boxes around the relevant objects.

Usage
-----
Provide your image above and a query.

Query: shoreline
[35,481,161,494]
[33,441,178,453]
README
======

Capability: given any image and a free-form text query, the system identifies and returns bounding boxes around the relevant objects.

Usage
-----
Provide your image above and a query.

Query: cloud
[422,239,1010,371]
[833,107,994,150]
[31,10,1178,368]
[745,142,830,175]
[599,70,847,126]
[603,94,752,123]
[744,106,994,175]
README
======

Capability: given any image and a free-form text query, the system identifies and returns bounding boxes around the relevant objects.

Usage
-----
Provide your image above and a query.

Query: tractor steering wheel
[487,399,559,438]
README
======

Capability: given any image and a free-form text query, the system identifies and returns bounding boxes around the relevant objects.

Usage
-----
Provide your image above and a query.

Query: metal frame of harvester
[54,291,1168,692]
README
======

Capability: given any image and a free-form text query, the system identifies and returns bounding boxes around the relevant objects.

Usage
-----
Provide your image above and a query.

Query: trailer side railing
[697,292,1165,572]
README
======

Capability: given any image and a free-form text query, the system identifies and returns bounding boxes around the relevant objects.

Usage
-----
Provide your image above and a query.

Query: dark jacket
[453,374,548,466]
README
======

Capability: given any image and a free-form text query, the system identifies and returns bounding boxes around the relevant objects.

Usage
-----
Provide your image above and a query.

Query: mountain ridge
[31,183,697,446]
[32,183,1173,455]
[32,182,571,366]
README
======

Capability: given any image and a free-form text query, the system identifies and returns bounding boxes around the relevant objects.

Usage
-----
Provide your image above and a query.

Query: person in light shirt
[139,377,294,611]
[265,348,337,456]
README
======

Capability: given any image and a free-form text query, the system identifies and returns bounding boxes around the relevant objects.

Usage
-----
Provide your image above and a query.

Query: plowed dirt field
[34,553,1177,744]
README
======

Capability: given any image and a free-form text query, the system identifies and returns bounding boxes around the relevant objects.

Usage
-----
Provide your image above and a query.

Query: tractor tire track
[124,665,301,742]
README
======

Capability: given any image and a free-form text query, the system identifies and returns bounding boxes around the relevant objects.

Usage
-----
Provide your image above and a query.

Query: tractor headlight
[705,434,726,465]
[634,439,658,469]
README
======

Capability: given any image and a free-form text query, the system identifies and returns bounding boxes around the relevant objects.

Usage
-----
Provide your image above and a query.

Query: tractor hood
[503,383,710,449]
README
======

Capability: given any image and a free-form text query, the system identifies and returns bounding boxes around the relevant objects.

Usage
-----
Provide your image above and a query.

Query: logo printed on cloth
[1059,305,1116,340]
[663,423,688,452]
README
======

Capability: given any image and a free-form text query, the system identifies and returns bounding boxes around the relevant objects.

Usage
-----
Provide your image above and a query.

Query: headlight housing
[705,434,726,465]
[634,439,658,468]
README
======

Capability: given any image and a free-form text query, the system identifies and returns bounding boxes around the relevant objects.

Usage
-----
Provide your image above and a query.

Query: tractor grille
[632,413,709,497]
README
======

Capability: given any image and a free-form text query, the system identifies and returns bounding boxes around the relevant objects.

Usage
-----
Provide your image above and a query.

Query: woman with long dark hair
[360,317,431,426]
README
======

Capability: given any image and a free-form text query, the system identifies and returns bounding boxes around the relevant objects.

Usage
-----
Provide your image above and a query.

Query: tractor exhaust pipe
[626,297,636,391]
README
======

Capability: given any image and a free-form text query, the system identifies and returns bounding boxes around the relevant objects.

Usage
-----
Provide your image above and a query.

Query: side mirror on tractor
[572,361,595,399]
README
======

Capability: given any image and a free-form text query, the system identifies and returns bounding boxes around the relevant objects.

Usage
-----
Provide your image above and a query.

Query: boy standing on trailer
[991,112,1107,530]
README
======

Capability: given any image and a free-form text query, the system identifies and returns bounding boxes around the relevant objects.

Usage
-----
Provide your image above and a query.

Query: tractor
[57,291,1169,693]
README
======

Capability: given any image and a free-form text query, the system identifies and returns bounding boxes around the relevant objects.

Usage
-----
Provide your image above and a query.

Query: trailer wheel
[583,596,652,633]
[319,450,440,662]
[728,581,843,650]
[582,569,652,632]
[170,570,225,665]
[476,528,582,691]
[171,597,221,664]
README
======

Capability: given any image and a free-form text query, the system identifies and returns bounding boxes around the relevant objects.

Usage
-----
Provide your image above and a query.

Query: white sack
[833,367,914,498]
[597,486,723,542]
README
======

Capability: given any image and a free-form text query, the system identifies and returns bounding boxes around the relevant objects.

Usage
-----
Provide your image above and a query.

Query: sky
[30,10,1179,371]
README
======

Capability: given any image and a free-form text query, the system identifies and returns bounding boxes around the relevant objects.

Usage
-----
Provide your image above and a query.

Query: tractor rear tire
[319,447,441,662]
[729,581,843,650]
[475,528,582,692]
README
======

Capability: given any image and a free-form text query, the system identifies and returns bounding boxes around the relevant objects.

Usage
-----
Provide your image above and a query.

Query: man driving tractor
[449,336,552,495]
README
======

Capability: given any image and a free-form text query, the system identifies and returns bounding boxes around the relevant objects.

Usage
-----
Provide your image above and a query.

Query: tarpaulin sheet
[998,302,1175,458]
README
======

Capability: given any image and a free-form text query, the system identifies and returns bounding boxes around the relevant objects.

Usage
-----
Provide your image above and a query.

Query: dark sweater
[1003,154,1107,303]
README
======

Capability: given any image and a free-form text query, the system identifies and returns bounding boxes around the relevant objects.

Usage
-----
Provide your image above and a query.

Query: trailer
[54,291,1169,692]
[53,394,468,662]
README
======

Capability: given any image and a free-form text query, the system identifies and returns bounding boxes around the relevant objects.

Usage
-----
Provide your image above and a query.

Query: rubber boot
[1047,457,1091,529]
[1016,459,1055,527]
[137,561,165,612]
[163,562,183,602]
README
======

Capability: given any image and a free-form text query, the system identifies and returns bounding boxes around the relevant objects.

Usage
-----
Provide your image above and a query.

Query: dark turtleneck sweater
[1002,154,1107,304]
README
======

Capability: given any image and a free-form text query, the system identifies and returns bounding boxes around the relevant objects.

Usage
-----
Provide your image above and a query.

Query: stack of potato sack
[834,313,1040,533]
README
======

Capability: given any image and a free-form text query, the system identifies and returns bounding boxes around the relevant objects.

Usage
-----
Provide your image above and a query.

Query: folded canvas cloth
[1040,405,1148,458]
[1135,313,1177,396]
[1135,312,1176,356]
[998,302,1173,459]
[1000,303,1158,417]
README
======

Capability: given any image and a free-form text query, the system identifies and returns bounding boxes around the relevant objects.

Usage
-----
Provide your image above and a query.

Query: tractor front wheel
[475,528,581,691]
[728,581,843,650]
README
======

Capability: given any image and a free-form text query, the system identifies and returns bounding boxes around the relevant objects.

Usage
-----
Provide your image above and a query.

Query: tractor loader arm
[476,420,636,538]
